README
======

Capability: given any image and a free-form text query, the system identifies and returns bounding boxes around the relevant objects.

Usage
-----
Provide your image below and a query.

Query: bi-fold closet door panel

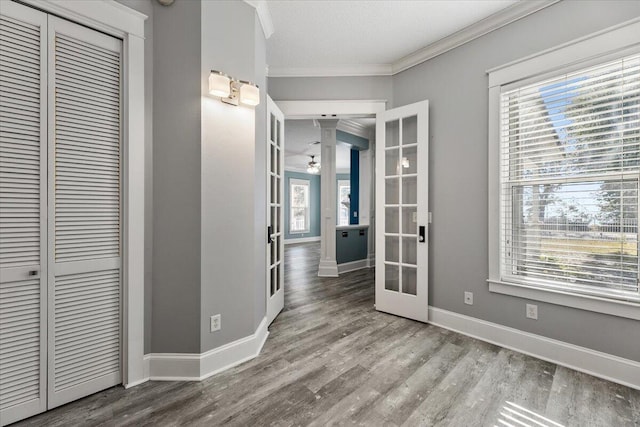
[47,15,123,409]
[0,2,123,423]
[0,2,48,425]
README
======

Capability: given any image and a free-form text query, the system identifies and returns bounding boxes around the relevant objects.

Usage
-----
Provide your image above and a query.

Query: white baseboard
[284,236,320,244]
[145,316,269,381]
[318,259,339,277]
[337,259,369,274]
[428,307,640,390]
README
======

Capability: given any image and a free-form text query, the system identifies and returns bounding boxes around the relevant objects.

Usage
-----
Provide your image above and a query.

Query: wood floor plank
[545,366,639,427]
[13,242,640,427]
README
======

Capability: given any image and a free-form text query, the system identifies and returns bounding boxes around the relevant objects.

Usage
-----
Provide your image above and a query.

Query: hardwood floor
[15,242,640,426]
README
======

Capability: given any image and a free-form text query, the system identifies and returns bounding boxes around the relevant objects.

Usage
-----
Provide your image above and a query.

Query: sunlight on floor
[496,401,565,427]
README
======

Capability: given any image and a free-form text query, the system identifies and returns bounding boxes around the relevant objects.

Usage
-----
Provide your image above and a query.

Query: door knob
[267,226,273,244]
[419,226,426,243]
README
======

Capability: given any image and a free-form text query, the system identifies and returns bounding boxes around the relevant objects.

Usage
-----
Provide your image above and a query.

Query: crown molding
[268,64,393,77]
[338,120,373,139]
[244,0,274,39]
[392,0,560,74]
[267,0,559,78]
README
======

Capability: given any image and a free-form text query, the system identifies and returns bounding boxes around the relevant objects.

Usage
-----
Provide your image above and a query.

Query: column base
[318,259,339,277]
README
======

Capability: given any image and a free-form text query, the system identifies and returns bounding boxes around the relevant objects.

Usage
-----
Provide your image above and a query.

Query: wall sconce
[209,70,260,107]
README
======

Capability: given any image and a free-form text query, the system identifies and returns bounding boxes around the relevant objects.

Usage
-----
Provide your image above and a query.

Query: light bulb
[239,82,260,106]
[208,71,231,98]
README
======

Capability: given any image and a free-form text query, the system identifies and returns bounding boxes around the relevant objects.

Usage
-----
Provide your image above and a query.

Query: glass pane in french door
[384,117,419,295]
[400,116,418,295]
[384,119,400,291]
[268,111,281,296]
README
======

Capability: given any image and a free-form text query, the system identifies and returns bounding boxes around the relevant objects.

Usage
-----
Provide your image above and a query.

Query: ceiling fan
[307,155,320,174]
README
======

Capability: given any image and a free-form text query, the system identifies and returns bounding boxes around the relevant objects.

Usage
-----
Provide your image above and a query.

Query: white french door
[375,100,429,322]
[0,3,123,424]
[266,96,284,325]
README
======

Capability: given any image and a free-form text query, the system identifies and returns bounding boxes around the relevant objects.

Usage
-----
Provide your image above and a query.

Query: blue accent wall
[284,171,321,240]
[350,149,359,225]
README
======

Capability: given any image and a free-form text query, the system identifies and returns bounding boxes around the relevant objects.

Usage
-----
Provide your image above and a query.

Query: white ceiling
[266,0,519,76]
[284,119,372,173]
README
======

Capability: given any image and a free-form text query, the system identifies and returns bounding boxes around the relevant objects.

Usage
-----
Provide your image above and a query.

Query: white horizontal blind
[48,16,122,409]
[501,54,640,299]
[0,5,47,423]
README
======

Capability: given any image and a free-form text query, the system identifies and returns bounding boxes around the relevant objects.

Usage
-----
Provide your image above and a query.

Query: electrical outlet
[210,314,221,332]
[464,291,473,305]
[526,304,538,320]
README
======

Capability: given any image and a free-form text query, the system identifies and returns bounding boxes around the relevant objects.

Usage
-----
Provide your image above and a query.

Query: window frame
[487,18,640,320]
[337,179,350,226]
[289,178,310,234]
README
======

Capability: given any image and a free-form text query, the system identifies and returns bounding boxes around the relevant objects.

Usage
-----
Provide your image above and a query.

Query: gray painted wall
[393,0,640,362]
[268,75,393,104]
[118,0,639,362]
[151,0,202,353]
[200,0,263,353]
[113,0,154,355]
[254,13,268,332]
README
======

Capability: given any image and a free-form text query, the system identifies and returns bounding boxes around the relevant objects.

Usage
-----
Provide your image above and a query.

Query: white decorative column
[318,119,340,277]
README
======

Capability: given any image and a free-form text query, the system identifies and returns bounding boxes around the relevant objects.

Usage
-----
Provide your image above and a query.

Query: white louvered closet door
[47,16,122,409]
[0,3,48,425]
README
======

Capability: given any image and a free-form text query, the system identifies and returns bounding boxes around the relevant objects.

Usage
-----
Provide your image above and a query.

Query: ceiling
[284,119,373,173]
[265,0,520,76]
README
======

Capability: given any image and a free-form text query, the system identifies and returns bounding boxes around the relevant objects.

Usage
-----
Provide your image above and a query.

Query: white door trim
[20,0,148,388]
[276,100,386,119]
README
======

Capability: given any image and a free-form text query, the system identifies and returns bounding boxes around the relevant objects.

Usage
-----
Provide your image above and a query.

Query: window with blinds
[500,54,640,300]
[289,178,310,233]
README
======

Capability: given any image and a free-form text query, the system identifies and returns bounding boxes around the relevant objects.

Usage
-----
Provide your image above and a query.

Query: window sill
[487,279,640,321]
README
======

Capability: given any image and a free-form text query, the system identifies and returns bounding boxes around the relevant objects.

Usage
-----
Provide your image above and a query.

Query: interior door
[0,3,48,424]
[47,15,123,409]
[375,100,429,322]
[266,96,284,325]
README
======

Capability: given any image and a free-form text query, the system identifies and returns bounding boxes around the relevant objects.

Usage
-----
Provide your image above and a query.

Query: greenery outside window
[498,53,640,302]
